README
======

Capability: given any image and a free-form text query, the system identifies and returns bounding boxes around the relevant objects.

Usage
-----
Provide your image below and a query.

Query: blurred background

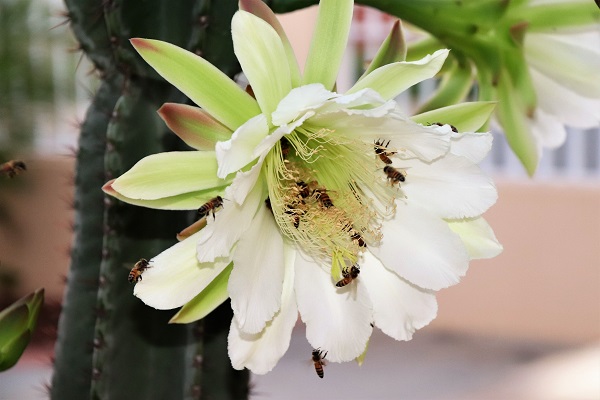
[0,2,598,399]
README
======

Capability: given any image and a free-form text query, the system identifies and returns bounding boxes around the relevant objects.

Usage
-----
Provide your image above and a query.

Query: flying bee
[335,264,360,288]
[383,165,405,185]
[128,258,151,283]
[1,160,26,178]
[197,196,224,220]
[313,188,334,208]
[311,349,327,379]
[431,122,458,133]
[374,139,396,165]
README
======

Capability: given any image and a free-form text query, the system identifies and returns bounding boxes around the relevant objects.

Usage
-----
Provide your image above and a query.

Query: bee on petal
[335,264,360,287]
[383,165,405,185]
[374,139,396,165]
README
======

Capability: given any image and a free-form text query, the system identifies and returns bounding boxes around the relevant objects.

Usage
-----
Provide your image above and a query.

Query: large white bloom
[103,0,501,375]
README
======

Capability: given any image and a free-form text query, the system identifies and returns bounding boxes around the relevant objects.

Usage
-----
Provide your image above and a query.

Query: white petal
[197,177,265,262]
[371,204,469,290]
[134,231,229,309]
[228,157,264,205]
[525,33,600,98]
[360,252,437,341]
[530,68,600,129]
[450,132,493,163]
[447,217,503,260]
[400,154,497,219]
[229,202,285,334]
[528,108,568,150]
[271,83,336,126]
[311,110,450,162]
[294,253,373,363]
[317,88,395,117]
[215,114,269,178]
[252,112,314,158]
[228,242,298,374]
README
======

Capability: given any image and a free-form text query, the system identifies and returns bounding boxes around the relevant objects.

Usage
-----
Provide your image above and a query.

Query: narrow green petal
[169,263,233,324]
[496,70,539,175]
[412,102,497,132]
[0,331,30,371]
[302,0,354,89]
[417,62,473,113]
[239,0,302,87]
[158,103,232,150]
[348,49,449,100]
[110,151,226,200]
[359,20,406,80]
[0,305,28,344]
[130,38,260,130]
[103,180,226,211]
[232,11,292,120]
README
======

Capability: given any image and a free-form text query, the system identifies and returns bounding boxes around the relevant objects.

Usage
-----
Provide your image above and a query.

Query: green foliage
[0,289,44,371]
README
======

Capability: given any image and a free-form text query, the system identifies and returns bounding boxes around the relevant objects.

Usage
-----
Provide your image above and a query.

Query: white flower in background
[524,29,600,155]
[103,0,501,375]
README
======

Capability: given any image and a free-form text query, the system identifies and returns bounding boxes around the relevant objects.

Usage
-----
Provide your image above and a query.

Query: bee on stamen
[128,258,151,283]
[280,137,291,159]
[374,139,396,165]
[1,160,27,178]
[383,165,405,185]
[311,348,327,379]
[335,264,360,288]
[313,188,334,208]
[197,196,224,220]
[284,204,303,228]
[296,181,311,199]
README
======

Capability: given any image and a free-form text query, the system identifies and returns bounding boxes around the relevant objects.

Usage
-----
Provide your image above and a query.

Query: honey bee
[296,181,311,199]
[311,349,327,379]
[350,231,367,248]
[128,258,151,283]
[280,137,291,158]
[284,204,303,228]
[374,139,396,165]
[313,188,334,208]
[383,165,405,185]
[197,196,224,220]
[432,122,458,133]
[343,223,366,247]
[335,265,360,287]
[1,160,26,178]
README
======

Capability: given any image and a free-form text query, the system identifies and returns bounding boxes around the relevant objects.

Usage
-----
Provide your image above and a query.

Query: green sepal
[359,20,406,81]
[511,2,600,32]
[417,61,473,113]
[158,103,232,151]
[239,0,302,87]
[169,263,233,324]
[303,0,354,89]
[130,38,260,131]
[0,331,31,371]
[496,69,538,175]
[412,101,497,132]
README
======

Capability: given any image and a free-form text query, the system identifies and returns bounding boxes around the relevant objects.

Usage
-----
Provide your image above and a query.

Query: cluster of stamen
[265,127,406,276]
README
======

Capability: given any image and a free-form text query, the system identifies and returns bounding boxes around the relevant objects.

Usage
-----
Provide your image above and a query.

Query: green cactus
[51,1,248,399]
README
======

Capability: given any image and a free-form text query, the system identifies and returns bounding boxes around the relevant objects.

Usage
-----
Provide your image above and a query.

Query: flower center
[265,126,404,273]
